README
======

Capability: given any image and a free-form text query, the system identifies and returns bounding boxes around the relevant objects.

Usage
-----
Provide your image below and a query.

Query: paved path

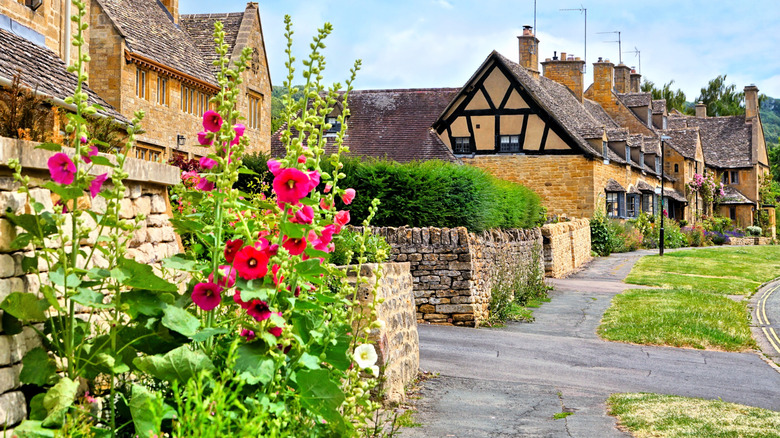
[404,251,780,438]
[751,278,780,365]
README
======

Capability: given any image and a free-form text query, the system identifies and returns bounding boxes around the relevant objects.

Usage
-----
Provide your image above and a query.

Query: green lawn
[625,246,780,295]
[608,393,780,438]
[599,288,755,351]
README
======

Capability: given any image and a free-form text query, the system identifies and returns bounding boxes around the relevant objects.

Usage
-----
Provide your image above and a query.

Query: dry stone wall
[541,219,592,278]
[728,236,772,246]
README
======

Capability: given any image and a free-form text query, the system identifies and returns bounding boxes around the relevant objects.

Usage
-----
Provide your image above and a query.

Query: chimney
[629,68,641,93]
[695,101,707,118]
[518,25,540,79]
[159,0,179,23]
[541,52,585,102]
[614,63,631,94]
[744,84,759,119]
[591,57,615,107]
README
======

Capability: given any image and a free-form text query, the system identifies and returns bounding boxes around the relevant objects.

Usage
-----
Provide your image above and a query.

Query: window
[135,68,147,99]
[248,92,263,130]
[642,193,652,213]
[627,194,638,218]
[662,116,668,130]
[674,164,679,173]
[639,152,645,169]
[157,77,168,106]
[134,143,164,163]
[602,141,609,163]
[181,85,212,116]
[729,171,739,184]
[453,137,471,154]
[625,145,631,163]
[729,206,737,221]
[655,157,661,174]
[499,135,520,152]
[606,192,619,218]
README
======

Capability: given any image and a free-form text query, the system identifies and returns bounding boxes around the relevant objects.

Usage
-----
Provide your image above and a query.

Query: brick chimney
[541,52,585,102]
[744,84,759,120]
[629,68,641,93]
[159,0,179,24]
[590,57,615,107]
[695,101,707,118]
[614,63,631,94]
[518,25,540,79]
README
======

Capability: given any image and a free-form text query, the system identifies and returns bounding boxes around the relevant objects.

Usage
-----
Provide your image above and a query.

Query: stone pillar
[630,69,642,93]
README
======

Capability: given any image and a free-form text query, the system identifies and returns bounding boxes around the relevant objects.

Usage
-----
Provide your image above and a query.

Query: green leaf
[35,142,62,152]
[29,394,47,421]
[299,352,321,370]
[72,288,112,309]
[296,369,346,426]
[1,292,48,322]
[130,384,174,438]
[41,377,78,428]
[10,233,34,250]
[22,256,38,273]
[169,218,206,233]
[294,259,328,285]
[235,343,276,385]
[237,167,258,175]
[161,305,200,337]
[89,155,114,167]
[304,248,330,259]
[49,268,81,289]
[133,346,215,384]
[119,258,177,292]
[280,221,305,239]
[40,285,63,312]
[43,182,84,203]
[191,327,229,342]
[11,420,56,438]
[1,311,23,335]
[161,254,205,272]
[325,333,352,371]
[20,348,57,387]
[121,289,168,318]
[239,287,273,302]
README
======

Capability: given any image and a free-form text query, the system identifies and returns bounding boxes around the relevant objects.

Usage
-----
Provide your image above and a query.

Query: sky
[182,0,780,99]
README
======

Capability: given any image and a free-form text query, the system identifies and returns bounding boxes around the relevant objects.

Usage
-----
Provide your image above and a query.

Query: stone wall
[541,219,593,278]
[352,226,544,327]
[728,236,773,246]
[0,137,180,431]
[347,263,418,405]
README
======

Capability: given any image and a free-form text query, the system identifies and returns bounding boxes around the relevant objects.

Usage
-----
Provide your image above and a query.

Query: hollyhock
[298,155,307,164]
[240,328,256,341]
[282,235,307,256]
[208,265,236,289]
[48,153,76,185]
[197,131,213,146]
[196,176,215,192]
[307,170,320,191]
[202,110,223,132]
[181,170,200,186]
[234,245,269,280]
[293,205,315,224]
[199,156,217,170]
[224,238,243,263]
[82,144,98,164]
[246,299,271,322]
[341,188,356,205]
[233,291,250,309]
[273,168,313,204]
[271,264,284,286]
[267,159,282,176]
[230,124,245,146]
[269,326,283,338]
[324,183,332,193]
[88,173,108,198]
[192,281,222,311]
[267,244,279,256]
[80,135,88,144]
[320,198,332,210]
[334,210,350,227]
[354,344,378,369]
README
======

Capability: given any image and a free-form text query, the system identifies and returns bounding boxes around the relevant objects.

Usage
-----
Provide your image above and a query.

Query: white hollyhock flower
[354,344,378,369]
[369,366,380,377]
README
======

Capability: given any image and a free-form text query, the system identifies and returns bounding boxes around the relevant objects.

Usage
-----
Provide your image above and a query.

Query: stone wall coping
[0,136,180,186]
[541,218,590,236]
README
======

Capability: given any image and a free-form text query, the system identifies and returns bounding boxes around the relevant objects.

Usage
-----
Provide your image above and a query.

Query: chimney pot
[553,51,558,60]
[561,52,567,61]
[598,57,603,62]
[522,25,533,36]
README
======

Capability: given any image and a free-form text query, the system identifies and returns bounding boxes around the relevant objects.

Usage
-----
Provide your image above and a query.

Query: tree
[641,79,692,114]
[695,75,745,116]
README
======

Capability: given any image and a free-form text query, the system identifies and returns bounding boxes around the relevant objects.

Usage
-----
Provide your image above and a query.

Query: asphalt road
[403,251,780,438]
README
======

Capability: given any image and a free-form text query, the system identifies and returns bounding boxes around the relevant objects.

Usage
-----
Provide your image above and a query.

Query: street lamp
[659,135,672,256]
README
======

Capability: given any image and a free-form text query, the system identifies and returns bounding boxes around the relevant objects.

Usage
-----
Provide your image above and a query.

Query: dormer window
[625,145,631,163]
[602,141,609,164]
[662,116,668,130]
[647,108,652,128]
[324,116,341,136]
[655,157,661,174]
[499,135,520,153]
[453,137,471,154]
[640,152,645,169]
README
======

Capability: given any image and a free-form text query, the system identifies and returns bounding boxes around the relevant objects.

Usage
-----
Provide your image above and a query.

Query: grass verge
[625,246,780,295]
[608,393,780,438]
[598,288,755,351]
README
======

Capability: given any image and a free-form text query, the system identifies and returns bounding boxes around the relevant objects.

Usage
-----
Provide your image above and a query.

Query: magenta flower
[335,210,350,227]
[293,205,315,224]
[208,265,236,289]
[307,170,320,192]
[273,168,313,204]
[282,235,307,256]
[196,176,215,192]
[247,299,272,322]
[82,145,98,164]
[267,159,282,176]
[342,188,356,205]
[89,173,108,198]
[202,110,223,132]
[192,281,222,311]
[199,156,217,170]
[48,153,76,185]
[197,131,213,146]
[230,124,246,146]
[240,328,256,341]
[298,155,307,164]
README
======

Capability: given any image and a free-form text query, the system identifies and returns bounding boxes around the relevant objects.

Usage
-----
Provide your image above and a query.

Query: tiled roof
[96,0,217,86]
[617,92,652,108]
[636,180,655,193]
[606,128,628,142]
[584,99,620,129]
[627,134,643,148]
[651,99,666,115]
[271,88,461,163]
[642,136,660,155]
[668,114,752,168]
[180,13,244,76]
[604,179,625,192]
[627,184,641,195]
[665,128,699,160]
[720,185,754,205]
[665,188,688,203]
[0,28,126,122]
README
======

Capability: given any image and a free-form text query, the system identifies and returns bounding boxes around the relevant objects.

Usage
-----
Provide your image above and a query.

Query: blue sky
[182,1,780,99]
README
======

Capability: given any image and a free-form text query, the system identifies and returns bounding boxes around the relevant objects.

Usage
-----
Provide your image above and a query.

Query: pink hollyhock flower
[324,183,332,193]
[240,328,256,341]
[182,170,199,185]
[282,235,307,256]
[192,281,222,311]
[82,144,98,164]
[208,265,236,289]
[298,155,307,164]
[308,171,320,191]
[320,199,332,210]
[293,205,315,224]
[341,188,356,205]
[247,299,271,322]
[202,110,223,132]
[48,153,76,185]
[271,264,284,286]
[230,124,245,146]
[267,244,279,256]
[196,176,215,192]
[269,326,283,338]
[335,210,350,227]
[197,131,213,146]
[80,135,88,144]
[199,156,217,170]
[233,291,250,309]
[224,238,243,263]
[267,159,282,176]
[273,168,313,204]
[234,245,269,280]
[88,173,108,199]
[312,225,336,252]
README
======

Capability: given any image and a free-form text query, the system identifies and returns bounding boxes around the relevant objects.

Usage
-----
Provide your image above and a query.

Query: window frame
[157,76,168,106]
[626,194,638,218]
[247,92,263,130]
[135,67,147,100]
[134,142,164,163]
[453,137,472,154]
[606,192,619,218]
[625,145,631,163]
[730,170,739,184]
[498,135,521,153]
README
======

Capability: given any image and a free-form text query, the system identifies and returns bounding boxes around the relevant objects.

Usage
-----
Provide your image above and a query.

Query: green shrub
[590,210,616,256]
[514,243,551,306]
[235,152,273,195]
[682,224,706,247]
[746,226,762,237]
[330,228,391,265]
[488,245,551,324]
[609,220,643,253]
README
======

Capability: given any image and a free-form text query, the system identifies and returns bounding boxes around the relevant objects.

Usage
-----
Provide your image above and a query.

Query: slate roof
[617,92,652,108]
[96,0,217,86]
[271,88,461,163]
[604,179,625,192]
[0,28,126,122]
[668,114,753,168]
[720,185,755,205]
[643,136,660,155]
[636,180,656,193]
[665,188,688,203]
[651,99,666,115]
[180,13,244,76]
[665,128,699,160]
[606,128,628,142]
[584,99,621,129]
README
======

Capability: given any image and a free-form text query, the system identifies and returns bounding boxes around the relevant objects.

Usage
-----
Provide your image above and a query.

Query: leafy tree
[271,85,305,132]
[641,79,692,114]
[695,75,745,116]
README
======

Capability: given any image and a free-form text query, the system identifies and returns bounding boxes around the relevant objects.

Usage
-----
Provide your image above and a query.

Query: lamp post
[659,135,671,256]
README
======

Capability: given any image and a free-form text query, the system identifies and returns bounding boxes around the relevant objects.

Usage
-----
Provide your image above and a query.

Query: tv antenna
[560,5,587,73]
[624,46,640,73]
[597,30,622,64]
